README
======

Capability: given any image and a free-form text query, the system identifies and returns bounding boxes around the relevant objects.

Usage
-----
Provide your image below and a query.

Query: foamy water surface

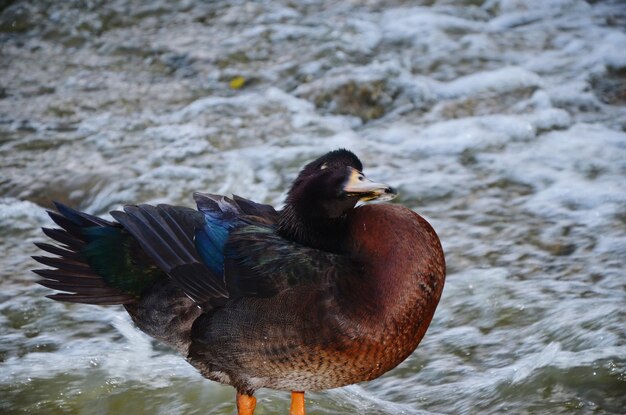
[1,0,625,414]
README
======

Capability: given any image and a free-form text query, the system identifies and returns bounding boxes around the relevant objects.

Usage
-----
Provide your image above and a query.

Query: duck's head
[286,149,397,218]
[278,149,397,248]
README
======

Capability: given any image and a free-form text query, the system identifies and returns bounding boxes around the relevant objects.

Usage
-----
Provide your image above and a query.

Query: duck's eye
[358,175,364,181]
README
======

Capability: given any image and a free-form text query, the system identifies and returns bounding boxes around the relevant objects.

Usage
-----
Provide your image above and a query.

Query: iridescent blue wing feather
[194,192,346,299]
[109,203,229,305]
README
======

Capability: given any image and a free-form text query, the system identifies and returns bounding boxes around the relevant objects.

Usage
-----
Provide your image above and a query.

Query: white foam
[0,198,51,231]
[436,67,543,99]
[381,8,482,44]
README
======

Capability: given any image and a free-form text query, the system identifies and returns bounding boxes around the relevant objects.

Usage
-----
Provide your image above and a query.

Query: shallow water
[1,0,625,414]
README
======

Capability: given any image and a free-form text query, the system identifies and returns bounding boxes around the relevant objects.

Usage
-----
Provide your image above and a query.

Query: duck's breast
[335,204,446,376]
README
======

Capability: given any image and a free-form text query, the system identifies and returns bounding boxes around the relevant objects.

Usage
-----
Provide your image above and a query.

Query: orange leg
[236,392,257,415]
[290,391,306,415]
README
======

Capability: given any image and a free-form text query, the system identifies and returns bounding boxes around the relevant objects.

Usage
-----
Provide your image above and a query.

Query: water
[1,0,625,413]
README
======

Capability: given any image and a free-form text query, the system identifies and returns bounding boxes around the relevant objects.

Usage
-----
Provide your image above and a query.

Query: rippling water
[1,0,625,414]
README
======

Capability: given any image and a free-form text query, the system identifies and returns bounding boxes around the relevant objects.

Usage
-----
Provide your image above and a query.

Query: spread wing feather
[35,194,348,310]
[33,202,161,305]
[110,204,229,305]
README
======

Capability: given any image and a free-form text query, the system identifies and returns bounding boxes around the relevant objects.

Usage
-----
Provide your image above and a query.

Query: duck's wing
[33,203,165,304]
[222,224,348,298]
[109,203,230,306]
[34,194,285,307]
[194,192,346,298]
[106,193,340,307]
[105,192,279,306]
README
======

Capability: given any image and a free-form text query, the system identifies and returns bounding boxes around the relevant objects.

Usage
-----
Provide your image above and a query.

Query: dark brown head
[278,149,397,251]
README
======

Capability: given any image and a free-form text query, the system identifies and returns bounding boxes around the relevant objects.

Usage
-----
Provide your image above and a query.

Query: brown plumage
[33,149,445,414]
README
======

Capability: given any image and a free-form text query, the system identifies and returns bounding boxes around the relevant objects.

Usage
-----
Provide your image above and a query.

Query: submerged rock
[590,67,626,106]
[296,76,398,122]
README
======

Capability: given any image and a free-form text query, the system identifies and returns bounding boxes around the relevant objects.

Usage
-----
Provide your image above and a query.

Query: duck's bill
[343,168,398,202]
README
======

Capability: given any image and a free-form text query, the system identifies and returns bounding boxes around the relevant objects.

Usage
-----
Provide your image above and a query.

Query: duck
[33,149,446,415]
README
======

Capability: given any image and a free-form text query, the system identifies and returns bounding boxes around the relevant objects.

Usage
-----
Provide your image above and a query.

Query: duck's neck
[277,205,348,253]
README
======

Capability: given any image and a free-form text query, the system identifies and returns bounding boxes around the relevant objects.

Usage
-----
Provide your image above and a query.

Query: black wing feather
[47,293,134,305]
[32,256,93,273]
[34,242,83,261]
[224,224,348,298]
[232,194,278,222]
[33,203,157,305]
[41,227,83,250]
[110,204,228,305]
